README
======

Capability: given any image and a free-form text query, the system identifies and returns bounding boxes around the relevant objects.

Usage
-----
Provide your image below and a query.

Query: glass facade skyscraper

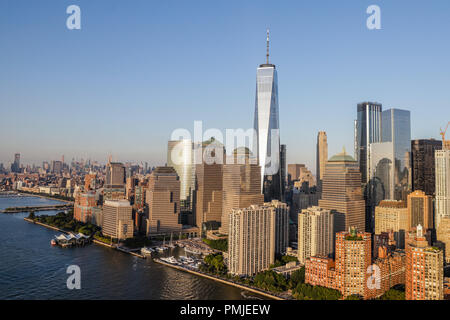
[167,139,195,212]
[355,102,382,183]
[367,108,411,231]
[253,31,282,201]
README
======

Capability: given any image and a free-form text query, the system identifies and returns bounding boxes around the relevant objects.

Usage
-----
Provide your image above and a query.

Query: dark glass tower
[411,139,442,196]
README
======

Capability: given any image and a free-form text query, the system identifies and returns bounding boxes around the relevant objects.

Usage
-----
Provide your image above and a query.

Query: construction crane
[440,122,450,150]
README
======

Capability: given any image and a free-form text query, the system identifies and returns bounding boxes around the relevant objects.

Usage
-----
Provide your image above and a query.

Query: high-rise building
[195,138,225,230]
[435,146,450,263]
[316,131,328,193]
[367,108,411,231]
[297,206,334,264]
[335,229,372,298]
[411,139,442,196]
[220,148,264,234]
[280,144,286,200]
[374,200,408,248]
[106,161,126,187]
[167,139,196,212]
[51,160,63,175]
[102,199,134,240]
[435,148,450,229]
[355,102,382,183]
[228,204,276,276]
[268,200,289,255]
[406,226,444,300]
[74,191,99,224]
[145,166,182,234]
[104,161,126,201]
[407,190,433,231]
[253,30,282,202]
[318,150,365,233]
[11,153,21,173]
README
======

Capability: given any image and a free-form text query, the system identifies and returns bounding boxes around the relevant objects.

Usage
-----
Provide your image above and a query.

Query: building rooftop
[328,148,355,162]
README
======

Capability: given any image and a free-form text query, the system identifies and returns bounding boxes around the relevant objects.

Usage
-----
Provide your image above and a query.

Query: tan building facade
[298,206,334,264]
[146,167,182,234]
[407,190,433,230]
[102,199,133,240]
[316,131,328,192]
[318,150,365,233]
[220,153,264,234]
[228,204,276,276]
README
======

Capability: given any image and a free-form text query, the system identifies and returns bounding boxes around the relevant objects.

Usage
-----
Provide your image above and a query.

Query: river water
[0,195,248,300]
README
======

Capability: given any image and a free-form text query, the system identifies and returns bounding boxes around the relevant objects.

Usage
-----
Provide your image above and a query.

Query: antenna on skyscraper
[266,29,270,64]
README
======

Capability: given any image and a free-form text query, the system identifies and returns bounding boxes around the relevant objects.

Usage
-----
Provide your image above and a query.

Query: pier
[1,204,73,213]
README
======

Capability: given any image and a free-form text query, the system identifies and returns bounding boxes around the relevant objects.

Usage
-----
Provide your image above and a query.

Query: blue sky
[1,0,449,172]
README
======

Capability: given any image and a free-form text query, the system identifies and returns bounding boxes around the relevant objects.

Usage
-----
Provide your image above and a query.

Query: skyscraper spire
[266,29,270,64]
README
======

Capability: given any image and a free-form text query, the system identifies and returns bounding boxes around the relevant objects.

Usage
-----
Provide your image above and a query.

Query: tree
[27,211,35,219]
[288,267,305,289]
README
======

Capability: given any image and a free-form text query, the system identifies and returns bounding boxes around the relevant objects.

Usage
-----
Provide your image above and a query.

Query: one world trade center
[253,30,282,201]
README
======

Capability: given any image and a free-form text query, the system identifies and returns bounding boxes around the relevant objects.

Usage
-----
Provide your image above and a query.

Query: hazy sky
[1,0,449,173]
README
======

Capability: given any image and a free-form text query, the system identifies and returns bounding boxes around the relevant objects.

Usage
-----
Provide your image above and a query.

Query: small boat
[184,247,201,255]
[50,239,57,246]
[141,247,152,256]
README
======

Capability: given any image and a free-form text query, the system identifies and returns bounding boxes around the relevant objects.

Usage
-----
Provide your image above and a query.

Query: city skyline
[1,1,449,170]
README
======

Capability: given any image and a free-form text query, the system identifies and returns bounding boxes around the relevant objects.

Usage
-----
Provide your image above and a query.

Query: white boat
[184,247,201,255]
[161,256,178,264]
[141,247,152,256]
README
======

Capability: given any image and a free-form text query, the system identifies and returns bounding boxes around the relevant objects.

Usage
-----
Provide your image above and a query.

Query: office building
[167,139,196,212]
[102,199,134,240]
[195,138,225,230]
[407,190,433,231]
[316,131,328,193]
[11,153,20,173]
[253,30,282,202]
[51,160,63,175]
[355,102,382,183]
[318,150,365,233]
[104,161,126,201]
[367,108,411,231]
[406,225,444,300]
[374,200,408,248]
[220,148,264,234]
[146,166,182,234]
[280,144,286,199]
[297,206,334,264]
[105,161,126,187]
[411,139,442,196]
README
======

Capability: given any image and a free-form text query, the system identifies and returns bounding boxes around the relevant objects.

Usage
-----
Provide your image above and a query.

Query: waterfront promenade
[154,258,287,300]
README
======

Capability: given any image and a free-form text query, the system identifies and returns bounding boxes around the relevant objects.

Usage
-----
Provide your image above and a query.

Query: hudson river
[0,195,249,300]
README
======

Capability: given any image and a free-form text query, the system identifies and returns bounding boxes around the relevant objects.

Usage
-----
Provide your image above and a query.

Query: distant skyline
[1,0,449,173]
